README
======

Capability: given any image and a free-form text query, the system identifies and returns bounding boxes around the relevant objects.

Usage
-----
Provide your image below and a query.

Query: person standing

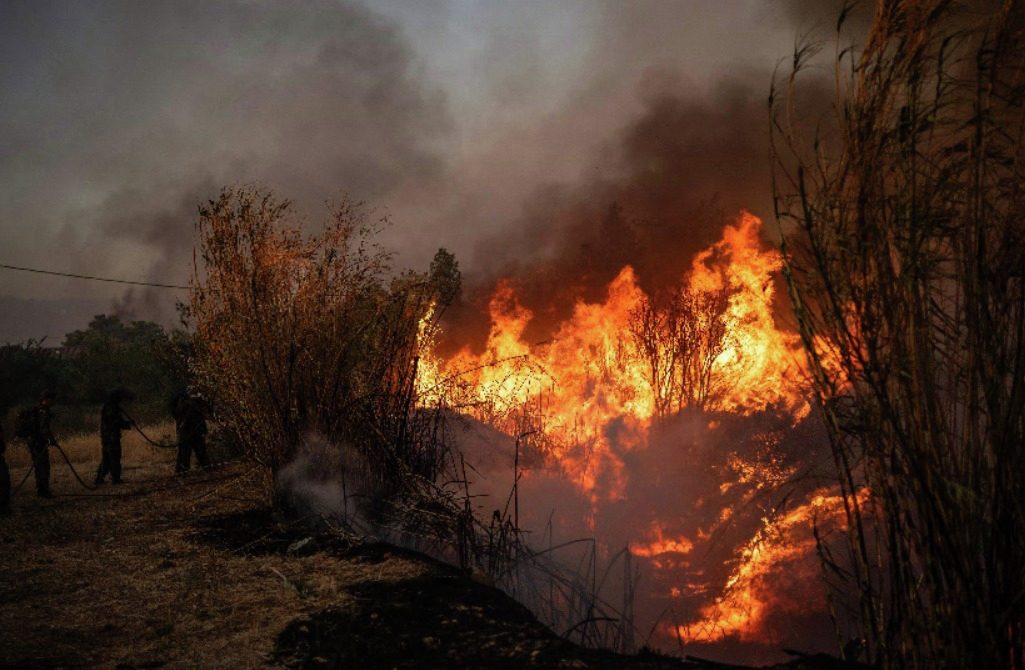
[95,389,132,485]
[172,392,208,474]
[0,418,10,513]
[25,391,57,498]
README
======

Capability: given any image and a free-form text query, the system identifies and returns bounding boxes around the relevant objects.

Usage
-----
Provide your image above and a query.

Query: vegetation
[184,187,461,510]
[0,316,187,434]
[773,1,1025,667]
[182,189,646,652]
[628,285,732,416]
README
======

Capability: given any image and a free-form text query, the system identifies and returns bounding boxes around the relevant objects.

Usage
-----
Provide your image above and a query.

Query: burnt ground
[0,454,867,669]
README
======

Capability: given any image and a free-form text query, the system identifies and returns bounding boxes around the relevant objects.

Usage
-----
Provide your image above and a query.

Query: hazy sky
[0,0,853,342]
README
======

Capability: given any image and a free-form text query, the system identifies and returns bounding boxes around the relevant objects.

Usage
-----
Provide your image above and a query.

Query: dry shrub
[628,285,732,416]
[184,187,460,508]
[773,1,1025,667]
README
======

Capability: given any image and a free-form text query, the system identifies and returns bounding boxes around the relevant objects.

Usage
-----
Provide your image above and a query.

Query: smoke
[2,0,855,342]
[436,70,834,354]
[442,406,844,664]
[0,0,450,329]
[276,434,386,524]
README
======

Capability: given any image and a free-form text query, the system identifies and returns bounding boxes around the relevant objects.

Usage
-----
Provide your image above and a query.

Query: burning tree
[184,187,460,508]
[628,284,732,416]
[773,2,1025,667]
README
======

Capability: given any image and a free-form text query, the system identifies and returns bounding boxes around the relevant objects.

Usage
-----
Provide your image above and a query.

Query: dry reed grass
[773,1,1025,667]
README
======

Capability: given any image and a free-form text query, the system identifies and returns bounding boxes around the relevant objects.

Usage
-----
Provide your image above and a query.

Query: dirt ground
[0,434,865,669]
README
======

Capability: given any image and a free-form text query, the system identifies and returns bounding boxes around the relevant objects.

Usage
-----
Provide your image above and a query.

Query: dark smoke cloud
[2,0,842,346]
[0,0,449,336]
[439,70,833,353]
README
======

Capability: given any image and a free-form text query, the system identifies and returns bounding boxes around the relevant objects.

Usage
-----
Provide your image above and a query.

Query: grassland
[0,428,863,669]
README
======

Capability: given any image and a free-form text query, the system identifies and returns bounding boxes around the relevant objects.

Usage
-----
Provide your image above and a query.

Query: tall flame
[418,212,832,648]
[421,211,807,497]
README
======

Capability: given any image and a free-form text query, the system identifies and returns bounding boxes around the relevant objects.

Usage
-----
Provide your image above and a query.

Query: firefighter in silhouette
[95,389,132,485]
[0,411,10,513]
[18,390,57,498]
[172,391,208,474]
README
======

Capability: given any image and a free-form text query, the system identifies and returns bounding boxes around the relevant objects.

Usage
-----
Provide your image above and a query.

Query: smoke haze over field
[0,0,857,342]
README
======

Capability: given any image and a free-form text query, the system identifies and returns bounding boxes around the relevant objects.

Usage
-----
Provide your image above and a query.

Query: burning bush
[184,187,460,509]
[628,283,732,416]
[774,2,1025,667]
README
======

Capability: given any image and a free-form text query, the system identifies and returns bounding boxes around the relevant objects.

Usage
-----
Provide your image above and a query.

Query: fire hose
[52,441,96,491]
[122,410,177,450]
[8,434,239,500]
[11,441,97,493]
[10,462,34,495]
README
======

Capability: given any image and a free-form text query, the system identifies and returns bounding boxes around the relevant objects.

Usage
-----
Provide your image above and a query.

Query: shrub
[184,187,460,508]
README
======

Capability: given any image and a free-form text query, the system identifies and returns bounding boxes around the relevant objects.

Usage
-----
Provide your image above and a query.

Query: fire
[421,211,808,498]
[631,524,695,558]
[417,211,832,649]
[690,214,809,419]
[677,489,867,643]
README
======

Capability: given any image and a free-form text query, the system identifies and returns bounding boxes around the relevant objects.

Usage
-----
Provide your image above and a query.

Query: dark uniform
[26,393,57,498]
[95,390,131,485]
[0,422,10,512]
[172,393,208,474]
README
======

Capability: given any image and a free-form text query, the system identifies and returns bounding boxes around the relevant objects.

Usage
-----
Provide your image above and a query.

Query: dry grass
[0,460,430,668]
[0,460,703,669]
[5,421,177,469]
[773,2,1025,667]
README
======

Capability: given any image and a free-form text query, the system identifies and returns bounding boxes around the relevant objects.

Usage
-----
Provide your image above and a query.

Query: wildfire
[417,211,831,649]
[631,524,695,558]
[420,211,808,498]
[687,212,809,419]
[677,489,866,643]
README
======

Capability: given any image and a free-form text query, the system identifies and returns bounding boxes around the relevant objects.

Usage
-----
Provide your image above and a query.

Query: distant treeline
[0,315,189,436]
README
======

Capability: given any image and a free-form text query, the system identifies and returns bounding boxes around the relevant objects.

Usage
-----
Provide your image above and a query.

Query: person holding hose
[172,391,209,474]
[23,390,57,498]
[95,389,132,485]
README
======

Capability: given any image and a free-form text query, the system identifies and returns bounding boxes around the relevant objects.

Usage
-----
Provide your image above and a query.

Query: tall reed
[772,2,1025,667]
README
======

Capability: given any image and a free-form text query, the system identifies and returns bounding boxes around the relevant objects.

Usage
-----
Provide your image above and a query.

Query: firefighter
[22,390,57,498]
[0,416,10,513]
[172,392,208,474]
[95,389,132,485]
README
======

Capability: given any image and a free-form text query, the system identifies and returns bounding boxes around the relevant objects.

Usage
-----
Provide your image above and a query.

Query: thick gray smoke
[2,0,854,342]
[0,0,449,335]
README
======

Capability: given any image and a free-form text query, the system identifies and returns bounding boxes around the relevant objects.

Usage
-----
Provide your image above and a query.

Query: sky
[0,0,859,343]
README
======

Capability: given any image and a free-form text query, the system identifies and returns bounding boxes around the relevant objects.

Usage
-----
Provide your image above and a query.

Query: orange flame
[631,524,695,558]
[420,211,808,498]
[676,488,868,643]
[418,212,829,645]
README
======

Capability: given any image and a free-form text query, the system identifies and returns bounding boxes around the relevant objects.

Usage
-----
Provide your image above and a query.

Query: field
[0,428,661,668]
[0,428,869,669]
